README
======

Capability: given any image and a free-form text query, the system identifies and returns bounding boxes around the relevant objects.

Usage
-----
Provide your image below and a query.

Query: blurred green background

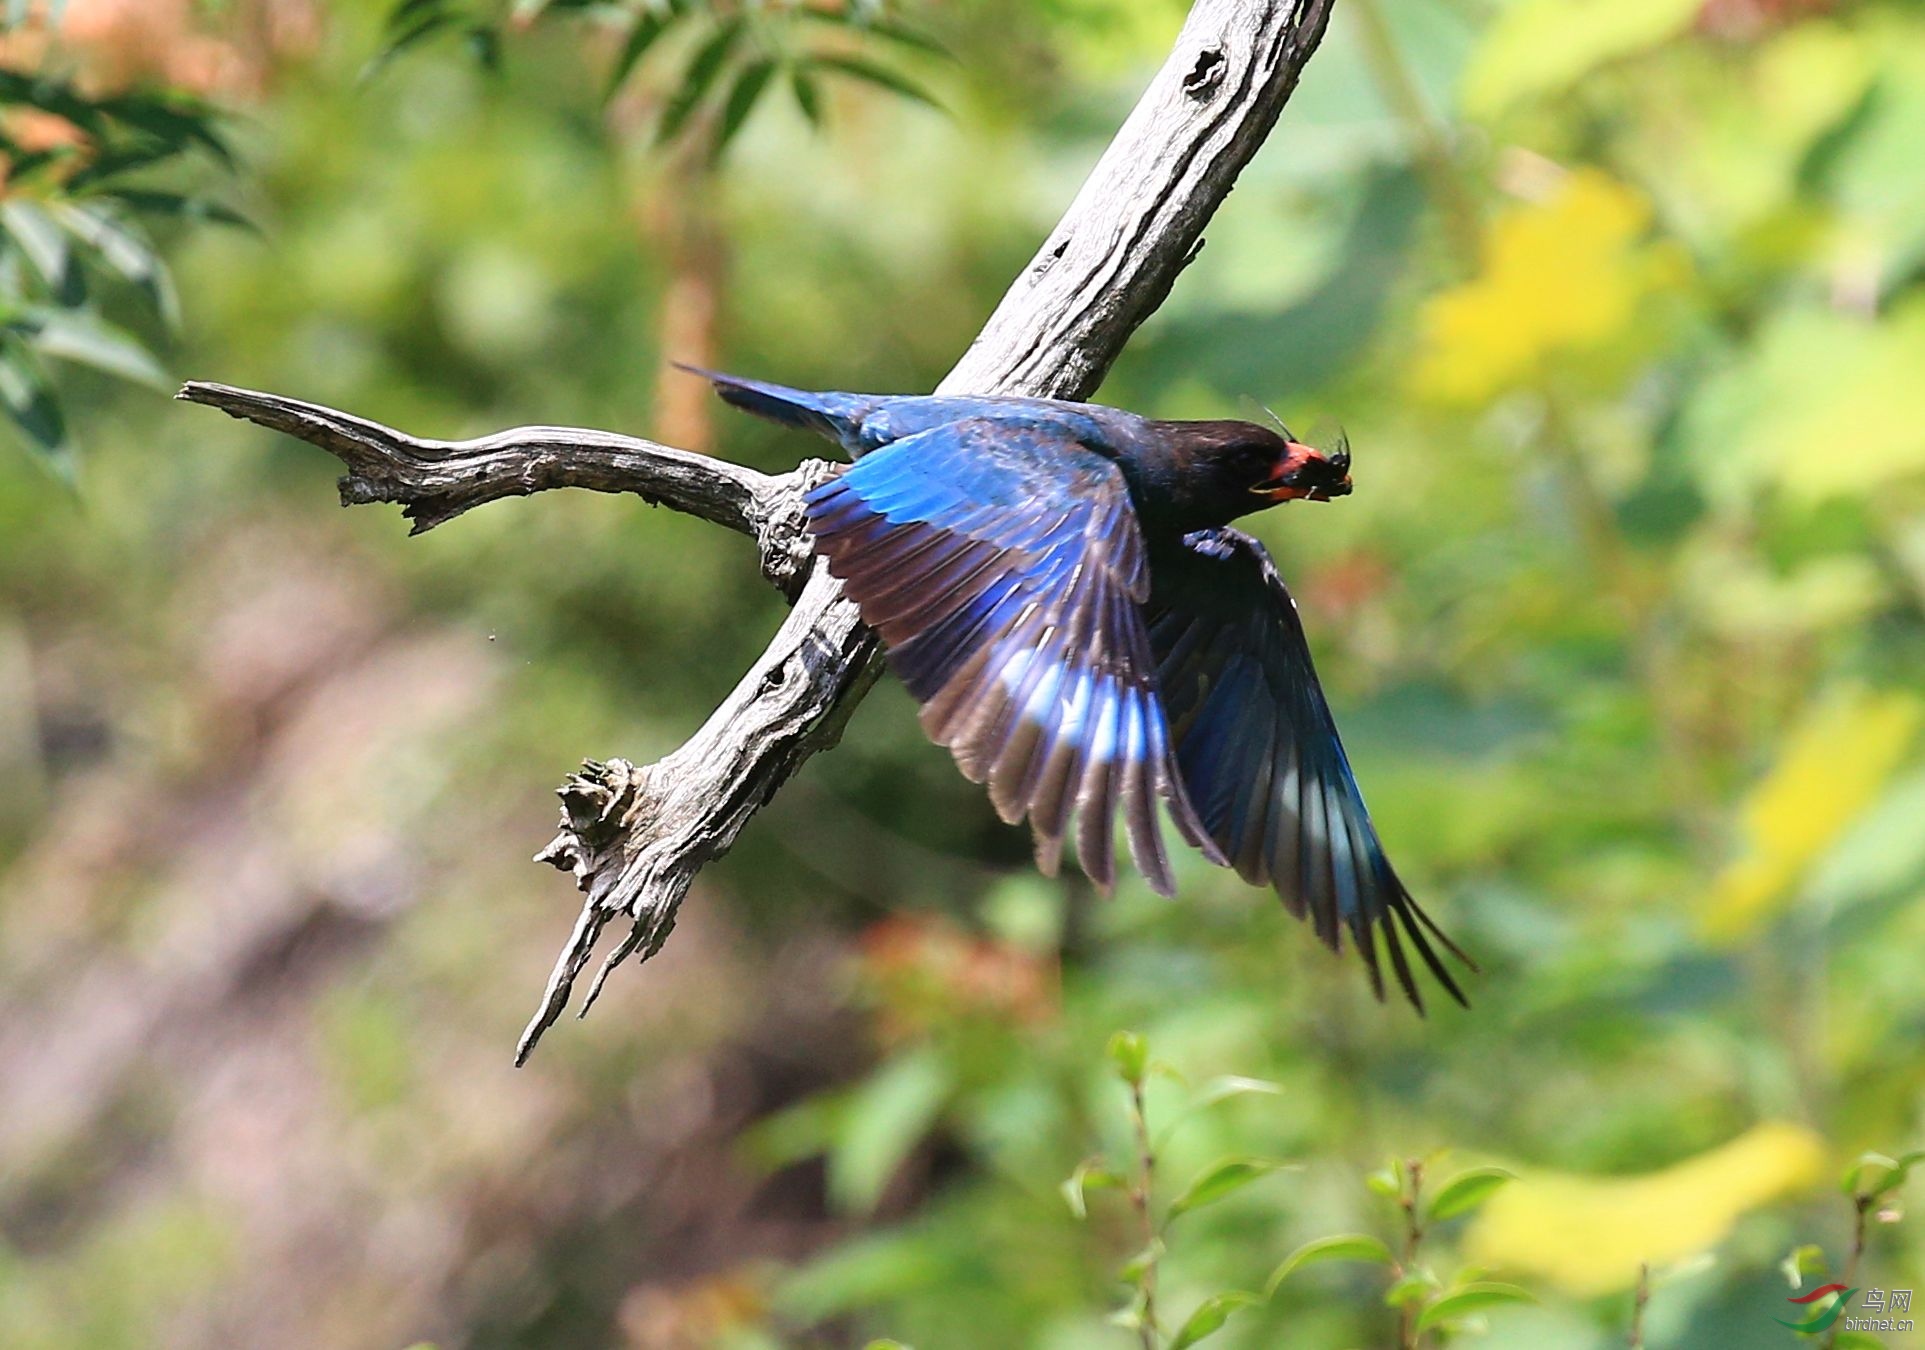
[1,1,1922,1347]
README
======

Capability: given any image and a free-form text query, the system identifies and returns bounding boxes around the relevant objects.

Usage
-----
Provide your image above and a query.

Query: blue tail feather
[674,363,869,448]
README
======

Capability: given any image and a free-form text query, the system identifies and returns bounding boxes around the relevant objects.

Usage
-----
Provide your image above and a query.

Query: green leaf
[1781,1243,1829,1287]
[1843,1150,1925,1198]
[1060,1157,1122,1220]
[797,10,950,59]
[1168,1290,1260,1350]
[1117,1238,1164,1289]
[1264,1234,1396,1298]
[98,191,254,231]
[857,17,951,59]
[1190,1074,1284,1109]
[827,1048,950,1214]
[93,89,235,168]
[49,203,179,329]
[1384,1270,1441,1308]
[1,201,78,300]
[1413,1282,1536,1333]
[810,53,940,110]
[1107,1031,1148,1086]
[20,310,169,388]
[657,18,744,144]
[1831,1333,1888,1349]
[1365,1166,1402,1198]
[1154,1076,1287,1151]
[603,8,678,105]
[66,141,191,191]
[790,66,824,128]
[1168,1156,1290,1220]
[0,341,73,476]
[713,58,776,159]
[363,0,462,81]
[1427,1167,1515,1221]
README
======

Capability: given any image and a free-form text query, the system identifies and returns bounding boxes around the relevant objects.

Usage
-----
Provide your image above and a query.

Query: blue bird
[686,366,1475,1009]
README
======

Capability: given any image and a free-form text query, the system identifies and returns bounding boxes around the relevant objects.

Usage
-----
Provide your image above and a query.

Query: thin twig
[1129,1078,1160,1349]
[1398,1158,1426,1350]
[1821,1195,1873,1350]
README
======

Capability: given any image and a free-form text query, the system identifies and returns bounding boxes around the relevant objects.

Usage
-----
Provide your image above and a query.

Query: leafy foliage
[370,0,945,159]
[0,68,243,475]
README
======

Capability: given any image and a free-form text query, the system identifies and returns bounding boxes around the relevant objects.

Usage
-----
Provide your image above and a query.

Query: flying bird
[686,366,1475,1009]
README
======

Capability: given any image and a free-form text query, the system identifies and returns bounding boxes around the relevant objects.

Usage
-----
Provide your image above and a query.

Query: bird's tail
[674,363,871,447]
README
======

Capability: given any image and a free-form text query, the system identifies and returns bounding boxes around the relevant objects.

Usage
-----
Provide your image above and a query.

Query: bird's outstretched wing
[1145,528,1475,1009]
[804,417,1220,894]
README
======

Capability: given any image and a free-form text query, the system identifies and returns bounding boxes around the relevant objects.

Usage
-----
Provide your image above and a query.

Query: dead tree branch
[179,0,1336,1063]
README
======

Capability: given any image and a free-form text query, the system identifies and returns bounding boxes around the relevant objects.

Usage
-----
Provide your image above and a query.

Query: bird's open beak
[1254,441,1353,503]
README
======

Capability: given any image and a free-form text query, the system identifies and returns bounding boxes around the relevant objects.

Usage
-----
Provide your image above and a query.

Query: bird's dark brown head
[1148,418,1352,529]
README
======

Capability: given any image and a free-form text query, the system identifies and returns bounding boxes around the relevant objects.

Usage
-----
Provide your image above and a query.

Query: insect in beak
[1254,436,1353,502]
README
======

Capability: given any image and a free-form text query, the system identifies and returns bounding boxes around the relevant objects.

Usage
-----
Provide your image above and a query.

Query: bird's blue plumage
[691,366,1474,1010]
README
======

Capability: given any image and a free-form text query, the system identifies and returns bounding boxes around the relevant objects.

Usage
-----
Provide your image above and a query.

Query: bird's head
[1251,428,1352,505]
[1152,419,1352,527]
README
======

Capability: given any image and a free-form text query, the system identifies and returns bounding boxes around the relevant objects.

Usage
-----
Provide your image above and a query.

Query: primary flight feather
[687,366,1475,1010]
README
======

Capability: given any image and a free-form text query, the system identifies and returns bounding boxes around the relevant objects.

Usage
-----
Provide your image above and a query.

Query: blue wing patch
[1146,528,1475,1009]
[804,417,1218,895]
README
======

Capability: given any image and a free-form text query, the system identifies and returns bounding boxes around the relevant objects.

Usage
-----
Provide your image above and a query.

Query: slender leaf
[1117,1238,1164,1289]
[363,4,460,81]
[810,53,940,110]
[657,19,744,144]
[1169,1291,1260,1350]
[1,202,75,295]
[604,7,680,103]
[791,66,824,128]
[0,341,73,475]
[1154,1075,1285,1151]
[0,70,106,137]
[1413,1282,1536,1333]
[1060,1157,1122,1220]
[19,309,169,388]
[67,142,192,190]
[827,1048,950,1214]
[94,90,234,169]
[1264,1234,1395,1298]
[1427,1166,1515,1221]
[1844,1150,1925,1198]
[49,203,179,329]
[712,58,776,159]
[1168,1157,1290,1220]
[101,191,253,231]
[1384,1270,1441,1308]
[797,9,950,58]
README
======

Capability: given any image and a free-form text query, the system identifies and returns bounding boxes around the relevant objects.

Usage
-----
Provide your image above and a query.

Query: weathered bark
[179,0,1336,1063]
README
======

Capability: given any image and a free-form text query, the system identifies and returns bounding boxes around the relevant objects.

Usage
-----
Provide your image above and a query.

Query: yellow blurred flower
[1412,169,1688,406]
[1702,689,1922,941]
[1465,1123,1826,1297]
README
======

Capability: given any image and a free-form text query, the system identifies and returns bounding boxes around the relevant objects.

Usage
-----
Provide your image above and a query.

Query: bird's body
[689,367,1473,1009]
